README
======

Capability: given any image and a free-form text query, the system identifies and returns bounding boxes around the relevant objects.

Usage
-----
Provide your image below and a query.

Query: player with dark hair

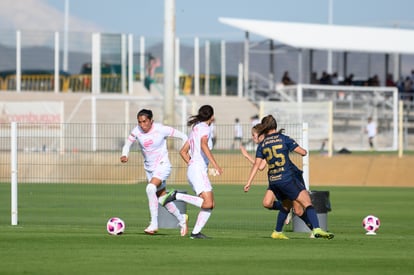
[164,105,223,239]
[241,124,280,210]
[120,109,188,236]
[241,124,307,237]
[244,114,334,240]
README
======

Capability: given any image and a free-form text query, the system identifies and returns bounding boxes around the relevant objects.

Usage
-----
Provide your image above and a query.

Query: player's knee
[203,202,214,209]
[262,190,275,208]
[262,199,273,209]
[202,200,214,209]
[294,206,304,216]
[146,183,157,195]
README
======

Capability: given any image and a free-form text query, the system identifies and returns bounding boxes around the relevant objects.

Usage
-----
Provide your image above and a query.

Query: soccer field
[0,184,413,275]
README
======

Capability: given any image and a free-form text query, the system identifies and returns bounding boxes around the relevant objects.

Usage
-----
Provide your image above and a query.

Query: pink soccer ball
[106,217,125,235]
[362,215,380,233]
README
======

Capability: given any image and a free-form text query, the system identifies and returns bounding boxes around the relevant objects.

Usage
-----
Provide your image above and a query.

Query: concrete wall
[1,152,413,187]
[309,154,414,187]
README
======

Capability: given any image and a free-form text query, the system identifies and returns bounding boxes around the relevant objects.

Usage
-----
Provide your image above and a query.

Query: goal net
[264,84,399,152]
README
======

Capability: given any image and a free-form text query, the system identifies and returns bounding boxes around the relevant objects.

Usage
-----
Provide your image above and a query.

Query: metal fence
[0,122,306,185]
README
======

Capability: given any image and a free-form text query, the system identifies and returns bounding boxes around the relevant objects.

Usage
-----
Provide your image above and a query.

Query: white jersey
[188,122,212,167]
[234,123,243,138]
[366,121,377,138]
[122,122,187,171]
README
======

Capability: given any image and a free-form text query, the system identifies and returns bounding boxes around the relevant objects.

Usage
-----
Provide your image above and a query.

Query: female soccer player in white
[120,109,188,236]
[164,105,223,239]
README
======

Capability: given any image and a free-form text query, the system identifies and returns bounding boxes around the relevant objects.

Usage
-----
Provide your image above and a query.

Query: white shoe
[180,214,189,237]
[144,224,158,235]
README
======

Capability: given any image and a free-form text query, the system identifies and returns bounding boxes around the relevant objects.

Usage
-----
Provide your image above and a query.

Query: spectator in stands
[386,73,396,87]
[331,72,339,85]
[409,69,414,97]
[344,74,354,85]
[396,76,405,96]
[319,71,331,85]
[281,71,295,86]
[367,74,380,86]
[404,76,413,101]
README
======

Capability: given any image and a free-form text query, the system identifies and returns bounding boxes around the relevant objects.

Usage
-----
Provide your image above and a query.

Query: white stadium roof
[219,17,414,55]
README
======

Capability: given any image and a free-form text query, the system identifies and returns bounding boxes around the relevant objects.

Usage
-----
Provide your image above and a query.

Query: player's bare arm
[244,157,261,192]
[294,146,307,156]
[179,141,191,165]
[200,136,223,175]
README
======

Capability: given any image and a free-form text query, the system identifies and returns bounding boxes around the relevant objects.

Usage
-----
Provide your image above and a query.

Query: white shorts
[187,162,213,195]
[145,162,171,192]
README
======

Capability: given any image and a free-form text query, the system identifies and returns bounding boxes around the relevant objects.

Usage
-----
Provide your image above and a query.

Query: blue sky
[41,0,414,39]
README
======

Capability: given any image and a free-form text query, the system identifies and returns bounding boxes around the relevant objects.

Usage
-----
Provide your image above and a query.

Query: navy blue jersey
[256,132,300,185]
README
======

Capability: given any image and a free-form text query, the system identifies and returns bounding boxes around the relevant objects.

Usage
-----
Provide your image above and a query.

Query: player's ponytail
[259,115,277,136]
[187,105,214,127]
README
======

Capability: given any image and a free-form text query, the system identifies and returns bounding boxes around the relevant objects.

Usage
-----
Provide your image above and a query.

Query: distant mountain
[0,37,413,86]
[0,0,100,32]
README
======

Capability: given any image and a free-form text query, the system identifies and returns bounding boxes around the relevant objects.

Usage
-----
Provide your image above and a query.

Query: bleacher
[2,79,414,151]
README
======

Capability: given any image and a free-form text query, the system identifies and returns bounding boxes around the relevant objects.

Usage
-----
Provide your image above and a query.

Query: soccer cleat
[144,225,158,235]
[271,231,289,240]
[190,232,210,239]
[312,228,334,239]
[180,214,189,237]
[160,190,177,206]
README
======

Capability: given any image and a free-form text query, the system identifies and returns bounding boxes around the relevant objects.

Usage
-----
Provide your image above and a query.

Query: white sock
[176,193,204,208]
[158,193,167,204]
[145,184,158,228]
[164,202,185,224]
[192,209,212,234]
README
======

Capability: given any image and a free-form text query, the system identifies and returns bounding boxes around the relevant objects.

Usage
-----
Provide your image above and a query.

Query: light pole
[163,0,175,126]
[327,0,333,74]
[63,0,69,72]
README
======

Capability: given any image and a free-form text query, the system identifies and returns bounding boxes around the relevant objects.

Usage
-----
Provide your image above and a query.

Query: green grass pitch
[0,183,413,275]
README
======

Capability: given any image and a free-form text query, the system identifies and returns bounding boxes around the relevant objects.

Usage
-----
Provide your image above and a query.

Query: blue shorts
[268,169,306,201]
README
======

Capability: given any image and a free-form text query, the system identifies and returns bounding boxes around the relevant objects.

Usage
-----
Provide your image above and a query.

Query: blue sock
[275,208,289,232]
[271,200,282,210]
[305,206,320,229]
[299,212,313,230]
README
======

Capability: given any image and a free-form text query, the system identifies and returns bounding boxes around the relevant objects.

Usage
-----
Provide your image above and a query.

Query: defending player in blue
[244,114,334,240]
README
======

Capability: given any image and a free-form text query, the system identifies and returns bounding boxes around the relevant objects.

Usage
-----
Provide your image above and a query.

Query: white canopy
[219,17,414,55]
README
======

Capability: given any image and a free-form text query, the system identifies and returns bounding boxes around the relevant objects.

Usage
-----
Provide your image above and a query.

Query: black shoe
[190,232,210,239]
[160,190,177,206]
